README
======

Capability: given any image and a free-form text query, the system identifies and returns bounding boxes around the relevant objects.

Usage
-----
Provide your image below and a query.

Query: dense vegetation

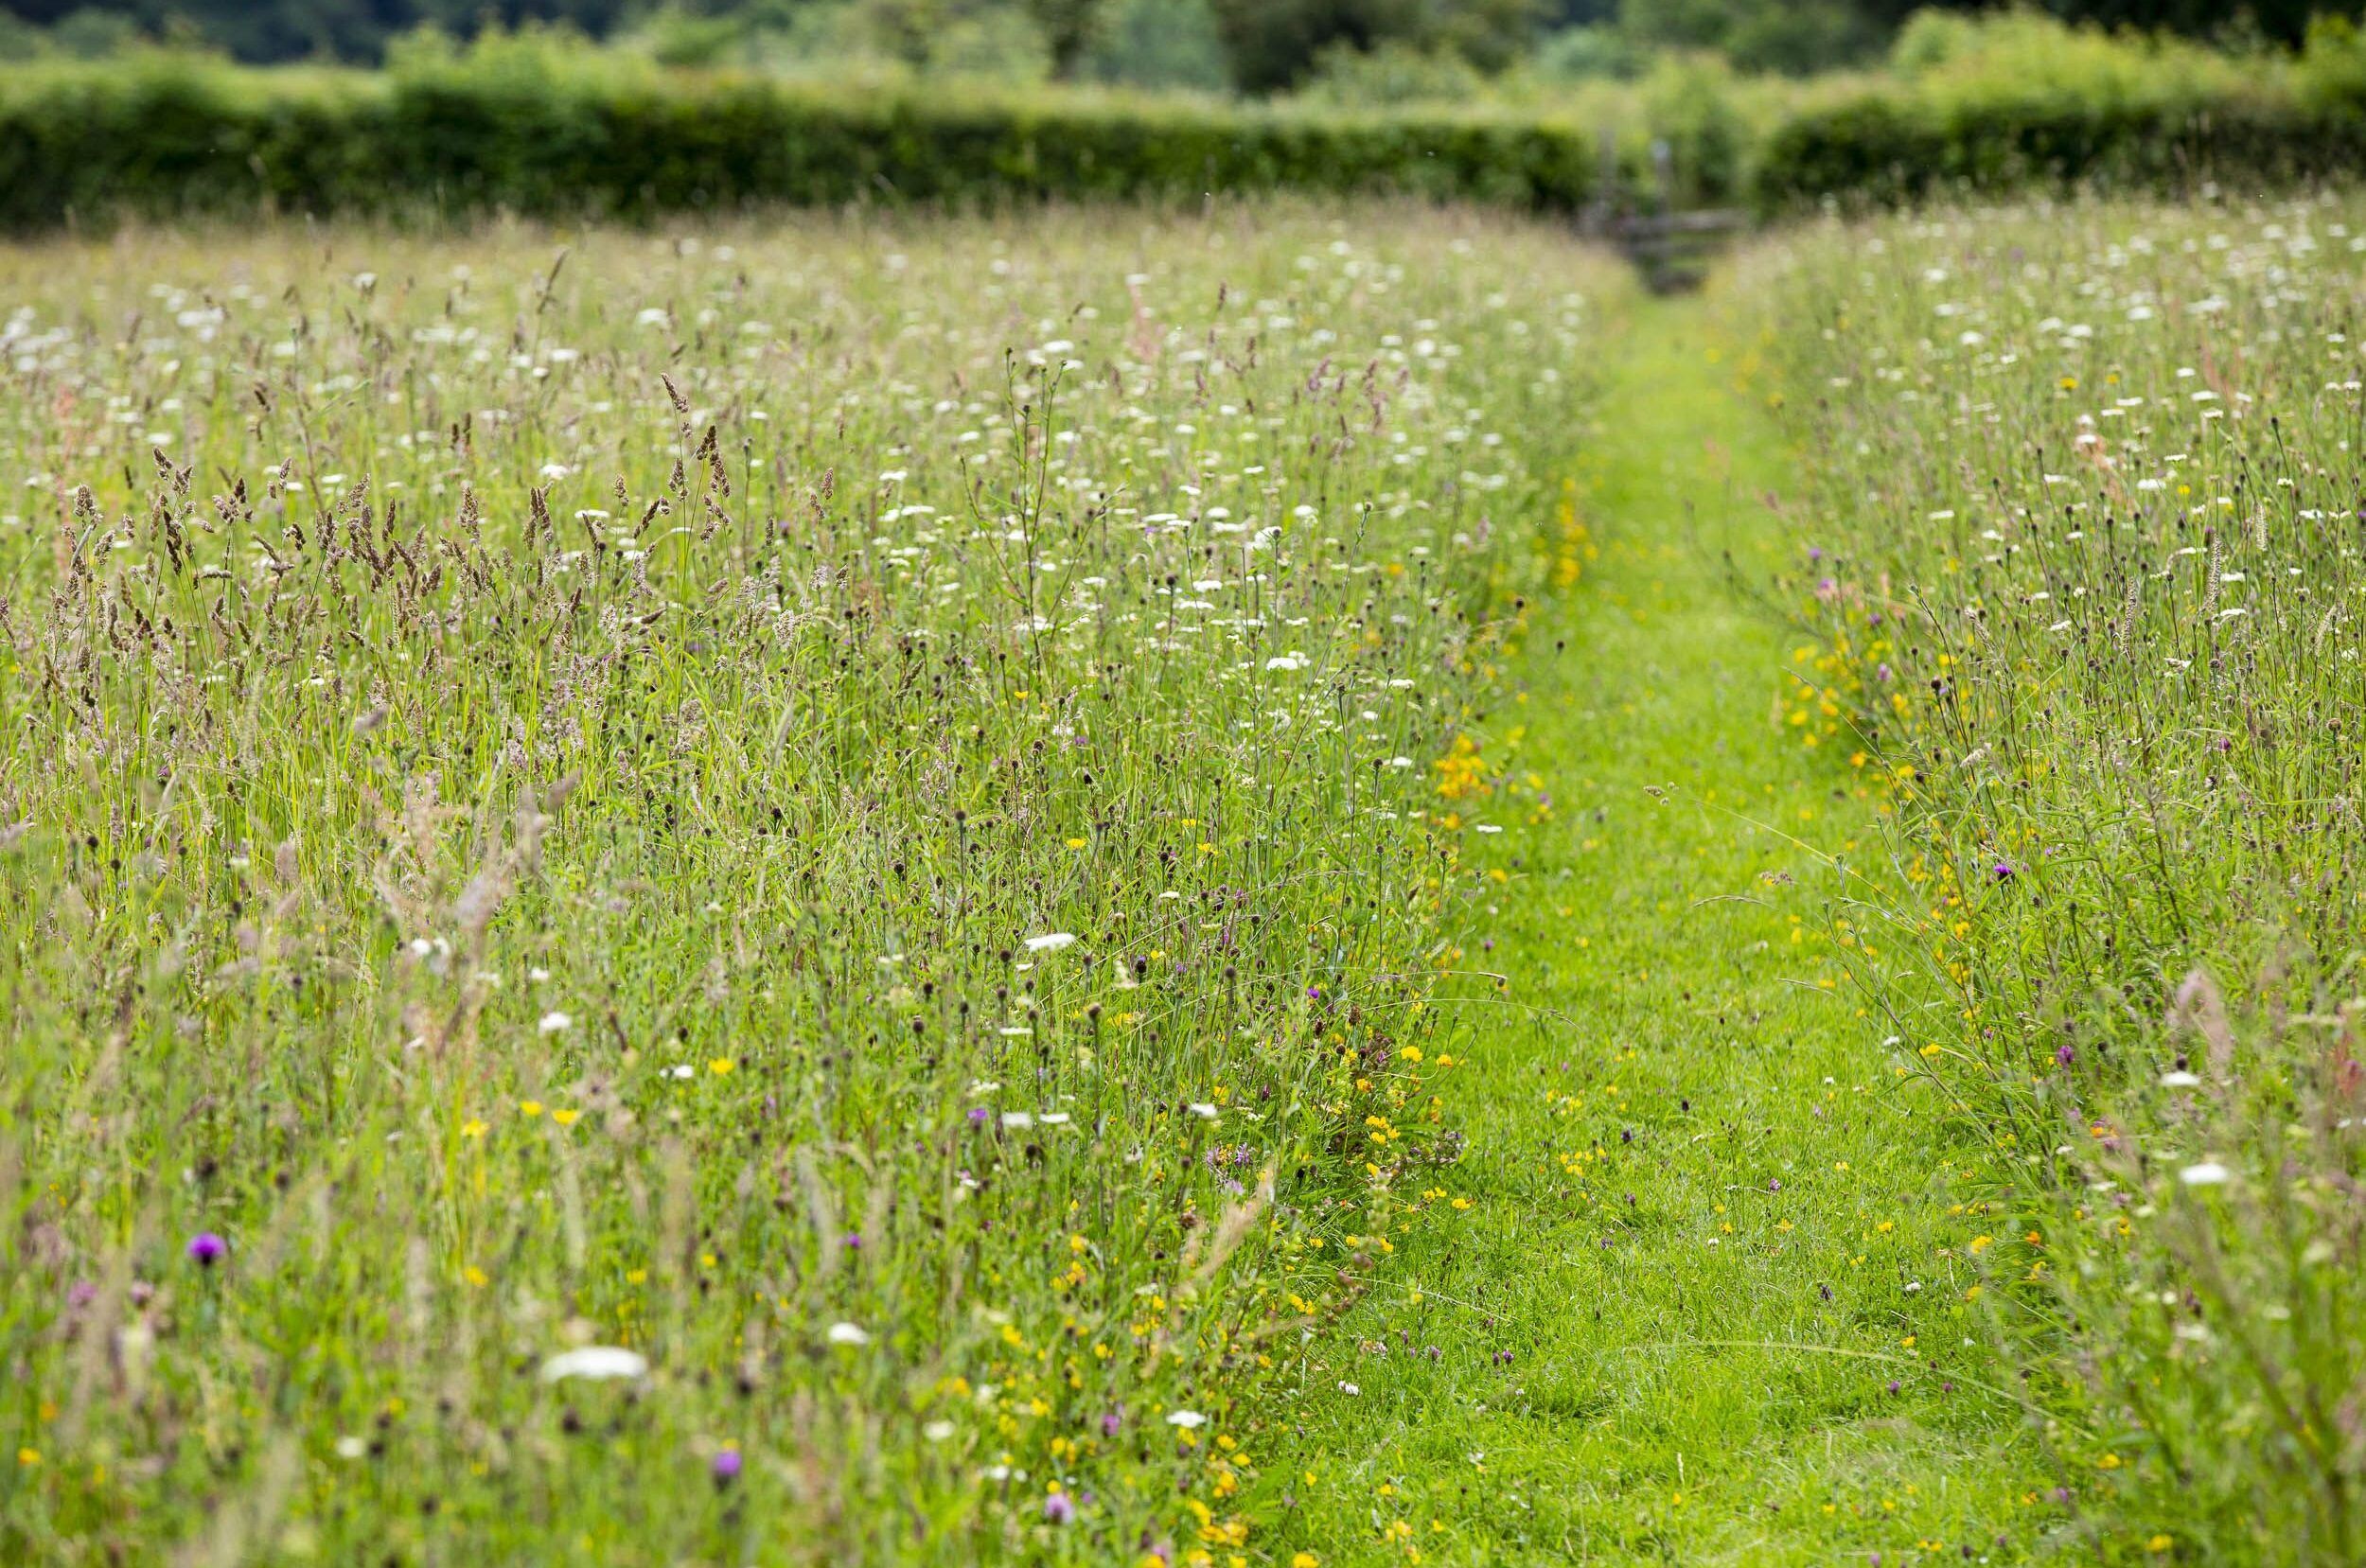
[7,14,2366,231]
[7,0,2360,81]
[1759,193,2366,1562]
[0,205,1610,1562]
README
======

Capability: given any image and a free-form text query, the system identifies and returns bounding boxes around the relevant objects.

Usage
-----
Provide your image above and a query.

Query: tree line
[3,0,2357,83]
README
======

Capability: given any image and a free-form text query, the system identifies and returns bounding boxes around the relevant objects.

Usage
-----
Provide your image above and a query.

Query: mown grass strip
[1248,296,2058,1565]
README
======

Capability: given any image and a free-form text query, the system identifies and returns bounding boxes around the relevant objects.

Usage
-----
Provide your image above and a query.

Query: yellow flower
[1066,837,1088,849]
[2147,1536,2174,1554]
[551,1108,579,1127]
[461,1118,488,1138]
[519,1100,544,1118]
[463,1265,488,1288]
[710,1058,735,1076]
[1293,1555,1321,1568]
[16,1448,38,1468]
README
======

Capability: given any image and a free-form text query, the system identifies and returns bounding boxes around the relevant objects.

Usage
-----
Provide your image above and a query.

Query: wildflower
[709,1058,734,1076]
[1024,932,1078,953]
[539,1011,573,1034]
[825,1322,870,1347]
[1166,1409,1207,1429]
[2056,1044,2075,1066]
[712,1448,743,1486]
[2179,1162,2231,1187]
[186,1232,227,1267]
[1044,1491,1075,1524]
[539,1347,648,1383]
[2160,1070,2201,1087]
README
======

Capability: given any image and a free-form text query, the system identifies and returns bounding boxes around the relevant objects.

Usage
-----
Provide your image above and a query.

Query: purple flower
[712,1447,743,1485]
[2056,1044,2075,1066]
[1043,1492,1074,1524]
[1886,1380,1900,1395]
[841,1231,864,1251]
[1100,1411,1122,1437]
[966,1107,990,1127]
[1768,1178,1782,1192]
[186,1232,227,1267]
[1993,860,2015,881]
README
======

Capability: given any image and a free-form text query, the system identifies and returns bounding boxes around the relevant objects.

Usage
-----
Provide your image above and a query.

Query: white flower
[2160,1070,2202,1087]
[1264,653,1309,671]
[539,1347,648,1383]
[334,1436,368,1459]
[2180,1162,2232,1187]
[538,1011,573,1034]
[1337,1381,1359,1395]
[1186,1102,1219,1120]
[1024,932,1078,953]
[825,1322,870,1347]
[923,1420,955,1441]
[1001,1112,1035,1129]
[1165,1409,1206,1429]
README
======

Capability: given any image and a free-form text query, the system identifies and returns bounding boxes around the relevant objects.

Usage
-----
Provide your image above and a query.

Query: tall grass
[0,205,1622,1562]
[1753,195,2366,1562]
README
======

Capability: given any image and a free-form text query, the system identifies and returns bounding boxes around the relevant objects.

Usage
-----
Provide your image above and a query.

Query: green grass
[1249,299,2059,1565]
[4,189,2364,1567]
[1754,195,2366,1566]
[0,205,1621,1565]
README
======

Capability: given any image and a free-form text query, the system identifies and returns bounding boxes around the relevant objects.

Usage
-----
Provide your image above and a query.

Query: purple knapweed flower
[186,1232,227,1267]
[2056,1044,2075,1067]
[1043,1492,1074,1524]
[713,1448,743,1485]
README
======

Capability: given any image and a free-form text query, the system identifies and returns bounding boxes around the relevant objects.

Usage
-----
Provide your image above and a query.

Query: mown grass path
[1261,297,2054,1564]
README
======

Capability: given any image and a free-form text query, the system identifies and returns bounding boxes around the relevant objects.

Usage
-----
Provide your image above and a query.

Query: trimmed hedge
[1755,88,2366,210]
[0,63,1609,231]
[5,50,2366,233]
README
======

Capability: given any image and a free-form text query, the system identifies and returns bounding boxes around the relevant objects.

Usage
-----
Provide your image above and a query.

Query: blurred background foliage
[2,0,2360,90]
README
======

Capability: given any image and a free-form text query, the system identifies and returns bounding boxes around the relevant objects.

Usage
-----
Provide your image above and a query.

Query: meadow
[2,159,2364,1568]
[0,207,1615,1563]
[1761,193,2366,1563]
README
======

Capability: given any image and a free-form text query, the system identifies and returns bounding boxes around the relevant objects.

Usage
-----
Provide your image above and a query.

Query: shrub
[0,49,1609,231]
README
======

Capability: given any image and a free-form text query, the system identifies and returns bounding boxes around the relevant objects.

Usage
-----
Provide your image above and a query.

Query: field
[0,187,2362,1564]
[0,208,1617,1563]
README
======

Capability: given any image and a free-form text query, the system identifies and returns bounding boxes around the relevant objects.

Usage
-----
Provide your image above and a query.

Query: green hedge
[6,48,2366,233]
[0,62,1608,230]
[1754,89,2366,210]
